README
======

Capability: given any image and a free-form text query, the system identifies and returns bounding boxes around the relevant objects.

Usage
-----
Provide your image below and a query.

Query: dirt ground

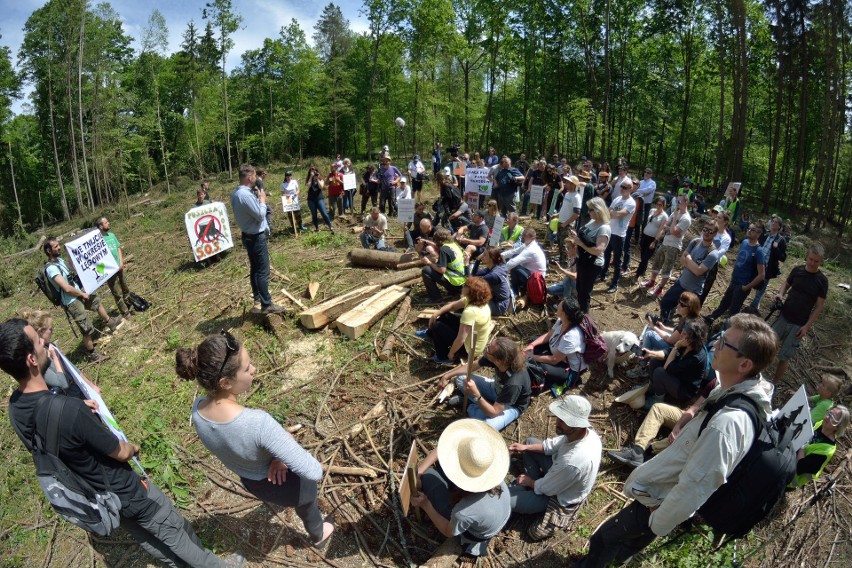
[1,181,850,567]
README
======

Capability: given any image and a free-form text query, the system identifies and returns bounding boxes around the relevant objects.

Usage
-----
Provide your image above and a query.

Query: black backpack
[695,393,796,538]
[35,261,63,307]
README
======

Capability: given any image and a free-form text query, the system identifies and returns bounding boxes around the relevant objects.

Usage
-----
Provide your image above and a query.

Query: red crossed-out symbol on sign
[194,215,223,244]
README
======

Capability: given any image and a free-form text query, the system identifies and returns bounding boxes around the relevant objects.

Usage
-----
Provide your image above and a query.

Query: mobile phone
[630,344,644,356]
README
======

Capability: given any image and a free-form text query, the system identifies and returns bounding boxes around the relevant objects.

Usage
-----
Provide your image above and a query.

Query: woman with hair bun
[176,331,334,548]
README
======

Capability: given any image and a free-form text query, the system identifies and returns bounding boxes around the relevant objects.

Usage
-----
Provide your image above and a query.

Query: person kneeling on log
[508,396,601,541]
[176,331,334,549]
[420,227,467,303]
[411,419,511,560]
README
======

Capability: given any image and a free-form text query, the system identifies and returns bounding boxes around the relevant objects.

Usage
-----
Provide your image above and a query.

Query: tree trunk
[790,15,808,213]
[156,78,170,193]
[764,2,784,214]
[222,54,233,179]
[601,0,611,159]
[8,141,23,229]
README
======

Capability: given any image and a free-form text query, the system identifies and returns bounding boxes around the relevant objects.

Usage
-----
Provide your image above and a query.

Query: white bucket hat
[614,383,650,410]
[548,395,592,428]
[437,419,510,493]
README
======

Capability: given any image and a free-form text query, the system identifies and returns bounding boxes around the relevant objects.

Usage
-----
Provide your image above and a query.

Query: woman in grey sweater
[177,331,333,547]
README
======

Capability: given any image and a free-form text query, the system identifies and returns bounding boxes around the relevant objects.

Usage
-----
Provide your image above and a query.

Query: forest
[0,0,849,239]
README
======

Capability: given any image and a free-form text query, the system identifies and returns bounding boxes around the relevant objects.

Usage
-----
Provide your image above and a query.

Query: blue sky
[0,0,370,114]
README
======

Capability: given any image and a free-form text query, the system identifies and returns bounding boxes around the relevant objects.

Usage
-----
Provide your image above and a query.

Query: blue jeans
[509,265,532,295]
[342,190,354,212]
[307,197,333,230]
[602,234,625,286]
[454,374,521,431]
[659,280,686,322]
[642,330,671,352]
[750,276,772,309]
[360,233,386,250]
[548,276,577,300]
[241,231,272,307]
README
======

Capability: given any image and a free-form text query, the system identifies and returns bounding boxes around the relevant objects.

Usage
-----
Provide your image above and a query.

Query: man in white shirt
[557,175,582,264]
[407,155,426,202]
[508,396,602,541]
[576,314,778,568]
[635,168,657,245]
[502,228,547,296]
[601,179,636,293]
[360,207,388,250]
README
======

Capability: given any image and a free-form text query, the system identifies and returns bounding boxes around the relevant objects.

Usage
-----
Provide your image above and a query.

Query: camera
[630,344,644,356]
[448,143,461,159]
[771,298,784,312]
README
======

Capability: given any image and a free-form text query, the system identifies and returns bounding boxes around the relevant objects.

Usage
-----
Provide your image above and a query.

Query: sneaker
[223,551,246,568]
[107,316,124,333]
[446,394,462,408]
[261,303,287,315]
[608,445,645,468]
[414,329,430,340]
[313,519,335,550]
[433,355,455,366]
[639,279,656,289]
[626,366,649,379]
[648,287,663,298]
[299,225,309,231]
[606,285,618,294]
[86,350,106,364]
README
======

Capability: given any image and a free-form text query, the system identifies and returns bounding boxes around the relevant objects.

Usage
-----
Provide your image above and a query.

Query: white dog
[602,330,640,379]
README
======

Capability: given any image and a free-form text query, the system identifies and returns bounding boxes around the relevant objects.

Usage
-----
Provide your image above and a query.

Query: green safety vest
[790,420,837,488]
[725,198,740,222]
[502,224,523,243]
[443,242,467,287]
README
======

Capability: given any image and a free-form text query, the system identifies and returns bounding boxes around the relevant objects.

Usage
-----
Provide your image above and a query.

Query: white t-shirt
[609,195,636,238]
[548,319,587,372]
[396,184,412,201]
[643,210,669,238]
[662,210,692,249]
[281,179,299,196]
[558,190,582,224]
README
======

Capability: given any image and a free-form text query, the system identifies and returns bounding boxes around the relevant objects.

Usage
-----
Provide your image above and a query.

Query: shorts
[772,314,802,361]
[651,244,680,278]
[66,294,102,336]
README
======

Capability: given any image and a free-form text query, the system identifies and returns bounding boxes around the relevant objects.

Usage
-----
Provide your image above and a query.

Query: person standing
[194,183,211,207]
[570,197,611,313]
[490,156,525,217]
[325,165,344,219]
[96,217,133,318]
[432,142,442,176]
[705,223,766,324]
[601,178,636,293]
[408,154,426,203]
[657,221,723,321]
[230,164,285,315]
[634,197,668,280]
[339,158,356,214]
[643,194,691,297]
[635,168,657,245]
[378,156,402,216]
[750,215,787,309]
[305,166,334,233]
[253,169,272,233]
[281,171,307,232]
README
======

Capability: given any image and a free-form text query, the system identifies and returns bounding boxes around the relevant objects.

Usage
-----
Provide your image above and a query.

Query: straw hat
[548,396,592,428]
[437,419,510,493]
[614,383,650,410]
[565,175,581,187]
[577,171,591,181]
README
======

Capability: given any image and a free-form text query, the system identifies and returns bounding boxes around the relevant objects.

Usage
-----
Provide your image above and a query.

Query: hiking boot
[626,366,650,379]
[223,551,246,568]
[86,350,106,364]
[107,316,124,333]
[608,445,645,468]
[433,355,455,366]
[261,303,287,315]
[639,279,656,289]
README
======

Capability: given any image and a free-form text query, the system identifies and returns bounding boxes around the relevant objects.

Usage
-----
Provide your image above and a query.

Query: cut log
[349,248,418,269]
[336,285,409,339]
[299,285,381,329]
[306,282,320,299]
[419,538,462,568]
[395,260,424,270]
[416,308,439,320]
[367,267,423,288]
[380,297,412,361]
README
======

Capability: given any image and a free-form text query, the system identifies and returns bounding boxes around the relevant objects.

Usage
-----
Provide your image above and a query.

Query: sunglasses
[717,332,745,357]
[702,227,717,234]
[217,330,239,378]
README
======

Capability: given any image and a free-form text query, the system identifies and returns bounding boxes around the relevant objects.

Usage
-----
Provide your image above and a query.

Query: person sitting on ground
[547,239,578,301]
[500,213,524,247]
[176,331,334,548]
[437,337,531,431]
[407,217,436,257]
[608,376,720,468]
[416,277,494,365]
[194,182,211,207]
[360,207,388,250]
[808,374,844,425]
[420,227,467,302]
[97,217,134,318]
[789,405,849,489]
[404,202,434,252]
[627,291,702,380]
[523,299,587,395]
[455,209,489,266]
[473,248,512,317]
[411,419,511,559]
[42,237,122,363]
[484,199,499,231]
[508,396,602,541]
[501,228,547,300]
[638,319,709,409]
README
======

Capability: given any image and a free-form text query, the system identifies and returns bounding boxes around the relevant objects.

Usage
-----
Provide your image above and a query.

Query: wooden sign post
[400,440,421,520]
[461,328,477,415]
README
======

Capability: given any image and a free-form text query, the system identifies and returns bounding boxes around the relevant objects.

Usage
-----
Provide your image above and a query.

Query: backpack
[695,393,796,538]
[526,271,547,305]
[578,314,608,364]
[35,261,63,307]
[127,292,150,312]
[26,395,122,536]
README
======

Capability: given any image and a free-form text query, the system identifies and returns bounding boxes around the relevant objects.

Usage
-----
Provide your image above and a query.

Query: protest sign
[465,167,493,196]
[343,173,357,191]
[281,194,301,213]
[184,202,235,262]
[399,441,419,517]
[397,199,415,223]
[726,182,742,195]
[776,385,815,453]
[530,184,544,205]
[64,230,119,294]
[452,161,466,176]
[489,215,505,247]
[465,192,480,212]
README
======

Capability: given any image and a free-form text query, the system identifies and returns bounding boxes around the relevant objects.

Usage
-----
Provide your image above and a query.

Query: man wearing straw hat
[411,419,512,558]
[508,396,601,541]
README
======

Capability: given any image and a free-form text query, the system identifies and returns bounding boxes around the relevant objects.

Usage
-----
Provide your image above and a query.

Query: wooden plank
[335,285,409,339]
[399,441,419,518]
[419,538,462,568]
[306,281,320,299]
[299,284,381,329]
[416,308,439,320]
[380,297,412,361]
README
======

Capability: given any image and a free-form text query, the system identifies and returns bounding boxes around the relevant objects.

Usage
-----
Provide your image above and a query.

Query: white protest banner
[530,184,544,205]
[184,201,235,262]
[343,173,357,191]
[56,347,146,476]
[281,194,301,213]
[397,199,415,223]
[489,215,505,247]
[64,230,119,294]
[775,385,815,453]
[465,167,493,196]
[465,193,480,212]
[726,182,742,195]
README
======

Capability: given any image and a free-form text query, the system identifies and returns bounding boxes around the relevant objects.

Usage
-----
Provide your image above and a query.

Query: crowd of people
[2,145,845,568]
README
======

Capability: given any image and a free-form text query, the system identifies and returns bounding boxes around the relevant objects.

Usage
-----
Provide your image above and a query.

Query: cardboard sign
[489,215,505,247]
[184,201,235,262]
[452,161,466,176]
[399,440,418,516]
[530,184,544,205]
[64,230,119,294]
[397,199,415,223]
[281,194,301,213]
[465,167,493,196]
[727,182,742,195]
[774,385,815,453]
[465,192,480,212]
[343,172,357,191]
